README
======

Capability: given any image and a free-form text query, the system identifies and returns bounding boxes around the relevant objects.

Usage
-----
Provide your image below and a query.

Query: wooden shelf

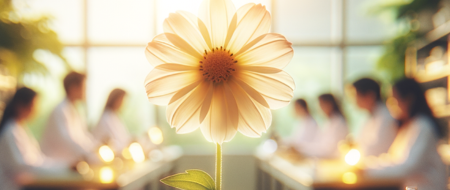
[414,64,450,83]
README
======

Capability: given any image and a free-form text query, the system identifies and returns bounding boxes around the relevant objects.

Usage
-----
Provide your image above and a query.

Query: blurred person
[0,87,69,190]
[301,94,348,159]
[353,78,397,156]
[285,99,318,151]
[40,72,98,164]
[366,78,446,190]
[92,88,131,152]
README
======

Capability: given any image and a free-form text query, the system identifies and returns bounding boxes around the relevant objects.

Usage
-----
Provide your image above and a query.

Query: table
[255,152,402,190]
[22,146,182,190]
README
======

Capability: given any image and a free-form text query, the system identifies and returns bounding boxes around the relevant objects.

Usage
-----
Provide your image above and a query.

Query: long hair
[295,99,310,114]
[0,87,37,134]
[104,88,126,111]
[393,78,444,138]
[318,93,344,118]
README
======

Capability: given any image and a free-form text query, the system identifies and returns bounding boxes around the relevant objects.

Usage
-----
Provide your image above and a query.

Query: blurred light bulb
[122,147,132,160]
[345,149,361,166]
[129,142,145,163]
[76,161,90,175]
[262,139,278,154]
[148,127,164,145]
[99,167,114,183]
[99,145,115,162]
[342,172,357,184]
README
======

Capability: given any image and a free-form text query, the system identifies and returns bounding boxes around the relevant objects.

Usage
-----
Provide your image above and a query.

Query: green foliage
[375,0,440,82]
[377,32,418,82]
[0,0,68,81]
[161,169,215,190]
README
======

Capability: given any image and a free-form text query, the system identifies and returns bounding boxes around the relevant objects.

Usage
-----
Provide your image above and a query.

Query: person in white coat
[353,78,397,157]
[41,72,97,164]
[286,99,318,152]
[93,88,131,152]
[301,94,348,159]
[0,87,69,190]
[365,78,447,190]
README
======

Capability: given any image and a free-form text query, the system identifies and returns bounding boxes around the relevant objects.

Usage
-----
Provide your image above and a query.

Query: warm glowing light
[148,127,164,145]
[342,172,357,184]
[345,149,361,166]
[99,167,114,183]
[122,147,132,160]
[76,161,90,175]
[262,139,278,154]
[129,142,145,163]
[99,145,115,162]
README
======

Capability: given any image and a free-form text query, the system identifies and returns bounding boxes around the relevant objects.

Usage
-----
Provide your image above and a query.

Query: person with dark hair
[40,71,98,164]
[285,99,318,151]
[365,78,446,190]
[352,78,397,156]
[0,87,68,190]
[92,88,130,152]
[301,94,348,159]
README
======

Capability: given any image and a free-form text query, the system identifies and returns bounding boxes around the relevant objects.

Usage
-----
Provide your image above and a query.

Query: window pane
[18,0,84,44]
[346,0,397,43]
[345,46,385,81]
[88,0,154,44]
[274,47,334,136]
[274,0,334,45]
[86,47,155,134]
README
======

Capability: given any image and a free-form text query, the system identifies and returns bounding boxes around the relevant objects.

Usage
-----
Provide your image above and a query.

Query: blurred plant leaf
[160,169,215,190]
[374,0,441,82]
[0,0,69,83]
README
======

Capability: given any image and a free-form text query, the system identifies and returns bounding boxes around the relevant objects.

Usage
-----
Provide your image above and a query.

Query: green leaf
[160,169,215,190]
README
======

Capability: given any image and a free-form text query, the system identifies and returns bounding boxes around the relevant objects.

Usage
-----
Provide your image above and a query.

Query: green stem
[215,143,222,190]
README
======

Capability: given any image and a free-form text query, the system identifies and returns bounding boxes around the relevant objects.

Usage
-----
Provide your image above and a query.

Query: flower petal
[235,33,293,69]
[226,4,271,53]
[145,33,200,67]
[166,81,211,134]
[200,84,238,144]
[144,64,201,105]
[163,11,210,56]
[231,77,269,108]
[199,0,236,48]
[235,71,295,109]
[228,80,271,137]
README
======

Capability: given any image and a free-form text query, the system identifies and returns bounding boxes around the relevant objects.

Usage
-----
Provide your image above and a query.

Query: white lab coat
[301,114,348,159]
[92,110,131,152]
[0,120,68,190]
[367,115,447,190]
[41,99,97,163]
[356,104,397,156]
[287,116,318,151]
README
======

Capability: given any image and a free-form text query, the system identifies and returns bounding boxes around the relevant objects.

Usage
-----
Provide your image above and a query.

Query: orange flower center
[200,47,237,83]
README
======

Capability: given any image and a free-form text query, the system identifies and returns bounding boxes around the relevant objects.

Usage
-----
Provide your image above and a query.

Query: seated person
[365,78,446,190]
[0,87,69,190]
[353,78,397,156]
[285,99,318,151]
[41,72,97,164]
[301,94,348,159]
[93,88,131,152]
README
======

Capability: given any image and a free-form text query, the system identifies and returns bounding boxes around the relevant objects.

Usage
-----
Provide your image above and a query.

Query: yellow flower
[144,0,295,144]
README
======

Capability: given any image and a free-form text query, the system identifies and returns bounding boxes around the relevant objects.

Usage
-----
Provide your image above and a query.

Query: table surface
[255,151,402,190]
[22,146,182,190]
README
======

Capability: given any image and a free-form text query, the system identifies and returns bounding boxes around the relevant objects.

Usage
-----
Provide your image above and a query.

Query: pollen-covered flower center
[200,47,236,83]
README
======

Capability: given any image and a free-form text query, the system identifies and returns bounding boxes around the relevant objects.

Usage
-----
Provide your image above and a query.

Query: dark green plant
[376,0,441,82]
[0,0,68,82]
